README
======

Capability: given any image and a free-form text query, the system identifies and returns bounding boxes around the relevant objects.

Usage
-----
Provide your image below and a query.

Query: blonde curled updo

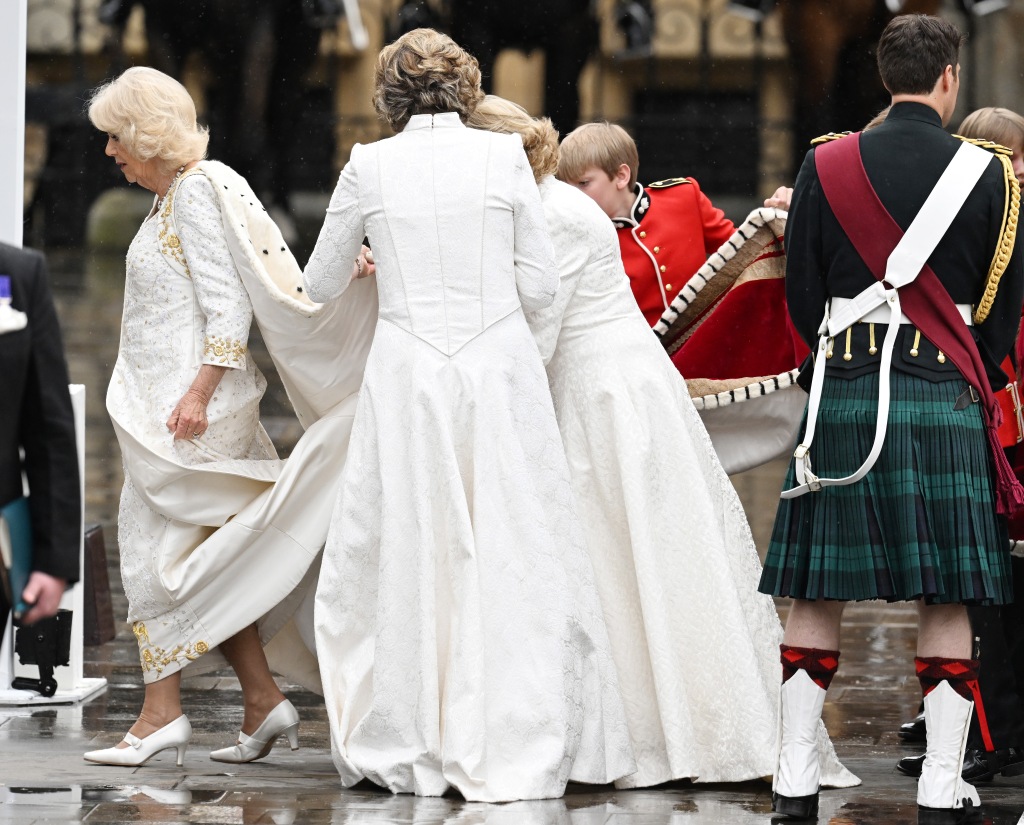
[467,95,559,182]
[88,66,208,173]
[373,28,484,132]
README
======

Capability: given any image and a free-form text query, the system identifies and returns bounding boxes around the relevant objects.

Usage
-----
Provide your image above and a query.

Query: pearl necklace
[155,165,187,212]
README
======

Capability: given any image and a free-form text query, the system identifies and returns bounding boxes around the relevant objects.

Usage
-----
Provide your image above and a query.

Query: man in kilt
[760,14,1024,823]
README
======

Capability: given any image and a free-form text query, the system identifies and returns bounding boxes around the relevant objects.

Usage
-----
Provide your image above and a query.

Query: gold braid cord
[951,136,1021,324]
[810,131,852,145]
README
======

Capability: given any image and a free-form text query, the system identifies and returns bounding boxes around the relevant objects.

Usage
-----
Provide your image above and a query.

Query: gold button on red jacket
[613,178,735,326]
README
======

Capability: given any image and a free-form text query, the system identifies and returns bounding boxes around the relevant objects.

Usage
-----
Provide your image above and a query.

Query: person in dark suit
[0,241,80,626]
[757,14,1024,822]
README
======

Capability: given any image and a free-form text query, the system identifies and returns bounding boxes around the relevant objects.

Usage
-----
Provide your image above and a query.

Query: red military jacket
[613,178,735,326]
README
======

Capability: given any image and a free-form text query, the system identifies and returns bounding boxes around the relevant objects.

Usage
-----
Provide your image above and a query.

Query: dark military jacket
[0,243,80,587]
[786,101,1023,391]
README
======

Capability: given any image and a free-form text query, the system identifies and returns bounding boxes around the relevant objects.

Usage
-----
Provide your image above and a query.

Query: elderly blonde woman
[467,95,859,792]
[307,30,634,802]
[83,67,375,768]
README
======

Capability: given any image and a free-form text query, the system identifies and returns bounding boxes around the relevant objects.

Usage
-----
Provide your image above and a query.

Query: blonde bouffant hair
[88,66,209,173]
[373,28,484,132]
[467,95,559,182]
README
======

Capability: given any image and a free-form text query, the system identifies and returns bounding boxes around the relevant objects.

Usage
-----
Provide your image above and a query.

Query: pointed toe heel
[83,715,192,767]
[209,698,300,764]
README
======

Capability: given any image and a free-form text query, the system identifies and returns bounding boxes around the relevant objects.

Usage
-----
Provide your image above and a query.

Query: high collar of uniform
[885,101,944,129]
[611,182,651,228]
[404,112,465,132]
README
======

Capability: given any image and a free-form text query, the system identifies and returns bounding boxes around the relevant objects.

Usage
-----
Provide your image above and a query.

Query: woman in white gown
[467,96,859,790]
[83,67,378,768]
[306,30,634,802]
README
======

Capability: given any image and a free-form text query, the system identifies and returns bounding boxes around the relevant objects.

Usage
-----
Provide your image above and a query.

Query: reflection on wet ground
[1,252,1022,823]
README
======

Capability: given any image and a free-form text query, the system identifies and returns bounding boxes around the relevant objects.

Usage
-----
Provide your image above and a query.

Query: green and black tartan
[759,370,1011,605]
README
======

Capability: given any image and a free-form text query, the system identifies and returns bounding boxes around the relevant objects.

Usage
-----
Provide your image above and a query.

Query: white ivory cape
[107,160,377,688]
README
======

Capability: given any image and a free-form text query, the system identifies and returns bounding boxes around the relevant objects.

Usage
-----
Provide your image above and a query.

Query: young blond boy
[558,122,737,327]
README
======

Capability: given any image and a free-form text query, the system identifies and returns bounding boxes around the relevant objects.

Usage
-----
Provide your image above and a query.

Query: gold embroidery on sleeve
[203,335,248,366]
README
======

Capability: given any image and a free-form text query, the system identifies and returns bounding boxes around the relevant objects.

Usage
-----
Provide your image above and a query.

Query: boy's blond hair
[558,122,639,188]
[957,107,1024,151]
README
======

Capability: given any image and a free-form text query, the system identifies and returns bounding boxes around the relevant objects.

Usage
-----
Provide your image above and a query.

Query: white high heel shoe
[84,715,191,767]
[209,698,300,763]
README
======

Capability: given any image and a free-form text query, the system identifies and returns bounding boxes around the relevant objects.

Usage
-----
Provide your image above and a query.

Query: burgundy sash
[815,133,1024,514]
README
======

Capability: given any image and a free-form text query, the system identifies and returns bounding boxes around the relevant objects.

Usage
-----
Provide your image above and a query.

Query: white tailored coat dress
[526,177,860,789]
[306,113,636,802]
[107,161,377,688]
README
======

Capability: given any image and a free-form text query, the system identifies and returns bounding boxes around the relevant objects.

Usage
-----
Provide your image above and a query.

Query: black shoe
[898,748,1024,782]
[897,753,926,778]
[899,712,927,742]
[917,798,983,824]
[997,746,1024,777]
[771,790,819,820]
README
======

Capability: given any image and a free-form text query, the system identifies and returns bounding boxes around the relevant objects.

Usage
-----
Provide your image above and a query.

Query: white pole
[0,0,26,693]
[0,0,26,248]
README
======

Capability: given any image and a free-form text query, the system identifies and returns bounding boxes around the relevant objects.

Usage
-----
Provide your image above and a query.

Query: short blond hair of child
[558,122,639,189]
[957,107,1024,152]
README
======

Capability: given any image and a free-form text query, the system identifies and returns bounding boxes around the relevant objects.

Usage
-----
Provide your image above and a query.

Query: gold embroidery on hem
[133,621,210,675]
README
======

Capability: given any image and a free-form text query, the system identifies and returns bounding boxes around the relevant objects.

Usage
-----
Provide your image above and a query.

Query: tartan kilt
[759,370,1012,605]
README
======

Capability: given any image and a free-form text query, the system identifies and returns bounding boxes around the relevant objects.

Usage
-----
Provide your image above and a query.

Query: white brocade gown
[114,174,275,638]
[306,114,635,802]
[106,160,377,696]
[527,178,859,789]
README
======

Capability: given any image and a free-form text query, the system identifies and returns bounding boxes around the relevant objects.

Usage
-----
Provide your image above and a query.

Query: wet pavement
[2,251,1023,824]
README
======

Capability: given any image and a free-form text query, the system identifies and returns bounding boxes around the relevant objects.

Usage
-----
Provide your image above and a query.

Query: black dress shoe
[771,790,819,820]
[897,753,926,778]
[997,746,1024,777]
[917,798,983,824]
[897,747,1024,782]
[899,711,927,742]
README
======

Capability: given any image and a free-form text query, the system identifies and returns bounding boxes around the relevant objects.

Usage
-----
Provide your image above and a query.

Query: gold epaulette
[810,132,852,146]
[648,177,692,189]
[966,139,1021,324]
[952,134,1014,157]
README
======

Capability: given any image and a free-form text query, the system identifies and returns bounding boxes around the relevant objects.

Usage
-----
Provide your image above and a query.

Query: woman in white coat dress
[468,95,859,791]
[305,31,635,802]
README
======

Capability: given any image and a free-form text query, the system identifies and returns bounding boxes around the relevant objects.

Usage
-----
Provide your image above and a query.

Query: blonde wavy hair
[373,28,483,131]
[557,121,639,188]
[466,95,559,182]
[88,66,209,173]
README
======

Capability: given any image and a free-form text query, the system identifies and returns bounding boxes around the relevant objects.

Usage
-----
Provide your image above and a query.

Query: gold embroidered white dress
[108,162,377,685]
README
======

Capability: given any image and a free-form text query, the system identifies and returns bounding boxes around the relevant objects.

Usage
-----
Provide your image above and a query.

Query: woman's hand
[167,364,228,440]
[167,387,211,440]
[352,245,376,280]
